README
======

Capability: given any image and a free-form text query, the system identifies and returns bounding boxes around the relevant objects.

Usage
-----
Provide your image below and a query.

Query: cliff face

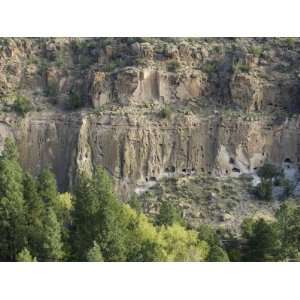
[0,38,300,196]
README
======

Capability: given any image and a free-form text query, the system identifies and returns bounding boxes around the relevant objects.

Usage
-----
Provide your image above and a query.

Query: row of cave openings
[145,157,296,182]
[225,157,295,175]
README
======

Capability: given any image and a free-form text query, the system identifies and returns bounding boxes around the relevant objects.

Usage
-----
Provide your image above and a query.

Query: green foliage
[38,168,58,209]
[240,218,255,239]
[103,61,119,72]
[71,168,129,261]
[167,60,181,72]
[45,80,59,98]
[41,207,64,261]
[281,178,295,199]
[243,218,280,262]
[13,95,31,116]
[68,90,84,110]
[86,241,104,262]
[156,201,183,226]
[239,204,300,261]
[103,57,132,72]
[158,224,209,261]
[4,136,300,262]
[128,196,142,213]
[275,204,300,260]
[257,162,280,180]
[123,205,163,262]
[234,62,250,73]
[202,61,218,74]
[285,37,296,49]
[198,224,229,261]
[0,138,26,261]
[208,245,229,262]
[16,248,37,262]
[2,137,19,161]
[23,173,45,258]
[256,162,281,201]
[256,179,273,201]
[160,105,172,119]
[249,46,263,57]
[198,224,220,246]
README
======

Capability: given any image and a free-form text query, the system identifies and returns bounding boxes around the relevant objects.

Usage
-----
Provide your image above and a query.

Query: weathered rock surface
[0,38,300,198]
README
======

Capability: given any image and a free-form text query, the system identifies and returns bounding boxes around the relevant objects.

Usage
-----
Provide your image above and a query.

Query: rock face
[0,110,299,198]
[0,37,300,197]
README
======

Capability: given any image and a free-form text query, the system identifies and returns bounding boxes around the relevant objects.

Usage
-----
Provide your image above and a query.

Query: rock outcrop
[0,37,300,197]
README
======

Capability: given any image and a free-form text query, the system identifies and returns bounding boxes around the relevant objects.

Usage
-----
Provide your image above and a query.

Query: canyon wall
[0,38,300,196]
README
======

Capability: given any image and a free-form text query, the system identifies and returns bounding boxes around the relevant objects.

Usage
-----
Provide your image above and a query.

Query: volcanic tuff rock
[0,37,300,197]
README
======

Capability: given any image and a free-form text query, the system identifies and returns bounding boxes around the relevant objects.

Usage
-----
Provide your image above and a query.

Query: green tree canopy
[0,138,26,261]
[86,241,104,262]
[155,201,183,226]
[71,168,129,261]
[16,247,37,262]
[41,207,64,261]
[244,218,281,262]
[23,172,45,258]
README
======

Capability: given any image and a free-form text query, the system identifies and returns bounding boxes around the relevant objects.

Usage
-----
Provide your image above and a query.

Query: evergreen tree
[256,162,281,201]
[23,172,45,258]
[207,245,229,262]
[276,204,300,260]
[244,218,280,261]
[41,207,64,261]
[38,168,58,209]
[86,241,104,262]
[0,138,26,261]
[71,168,129,261]
[155,201,183,226]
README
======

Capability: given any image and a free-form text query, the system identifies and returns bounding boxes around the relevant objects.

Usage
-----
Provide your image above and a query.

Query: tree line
[1,138,300,262]
[0,138,229,262]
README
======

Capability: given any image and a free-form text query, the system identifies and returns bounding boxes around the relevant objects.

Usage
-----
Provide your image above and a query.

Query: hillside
[1,38,300,232]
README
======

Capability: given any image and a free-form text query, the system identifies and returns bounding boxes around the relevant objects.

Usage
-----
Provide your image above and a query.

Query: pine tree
[41,207,64,261]
[38,168,58,209]
[23,173,45,258]
[86,241,104,262]
[0,138,26,261]
[71,167,128,261]
[245,218,280,261]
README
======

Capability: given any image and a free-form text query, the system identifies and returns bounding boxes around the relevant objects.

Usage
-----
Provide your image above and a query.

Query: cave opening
[232,167,241,173]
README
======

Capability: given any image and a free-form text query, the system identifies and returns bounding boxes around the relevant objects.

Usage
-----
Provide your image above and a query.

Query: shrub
[128,196,142,213]
[155,201,183,226]
[208,245,229,262]
[256,180,273,201]
[285,37,296,49]
[202,62,218,74]
[167,60,181,72]
[160,105,172,119]
[103,61,118,72]
[45,80,59,98]
[68,90,83,109]
[255,162,282,201]
[14,95,32,116]
[281,178,295,199]
[233,61,250,73]
[249,46,263,57]
[16,248,37,262]
[257,162,281,180]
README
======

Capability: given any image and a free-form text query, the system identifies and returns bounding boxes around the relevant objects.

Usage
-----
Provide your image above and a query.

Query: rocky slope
[1,37,300,201]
